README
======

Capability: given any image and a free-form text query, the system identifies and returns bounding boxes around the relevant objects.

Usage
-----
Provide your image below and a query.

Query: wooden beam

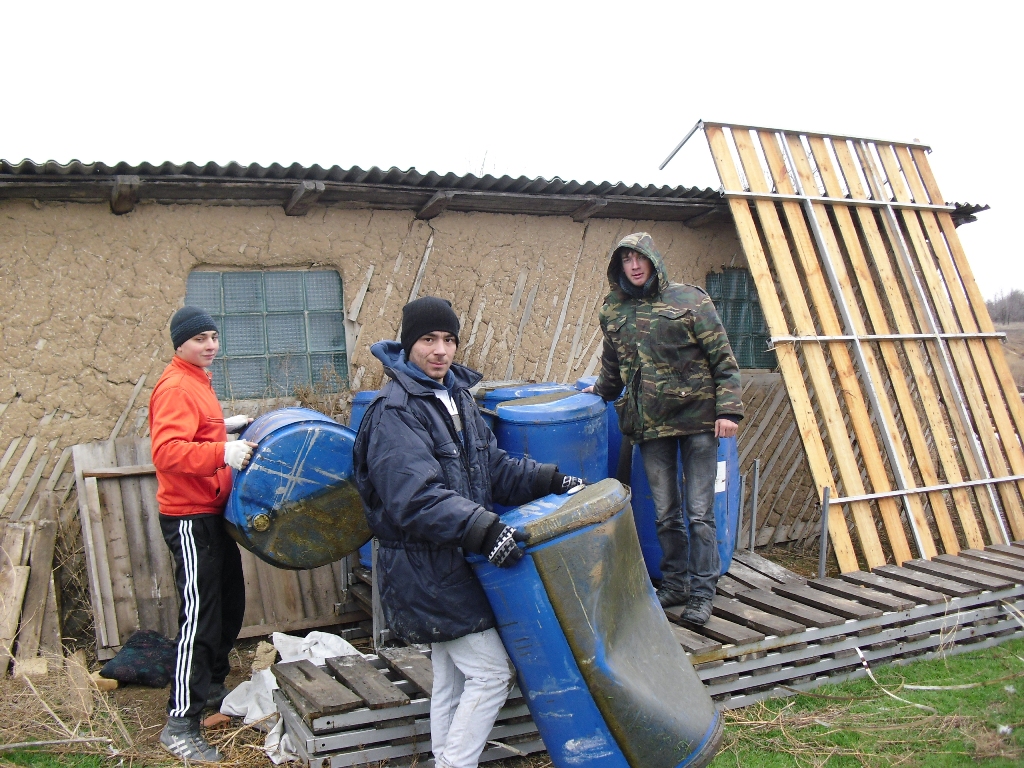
[109,175,141,215]
[682,207,725,229]
[570,198,607,222]
[82,463,155,478]
[284,180,325,216]
[416,191,455,220]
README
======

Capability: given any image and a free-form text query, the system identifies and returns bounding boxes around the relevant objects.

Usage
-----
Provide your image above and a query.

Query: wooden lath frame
[693,121,1024,572]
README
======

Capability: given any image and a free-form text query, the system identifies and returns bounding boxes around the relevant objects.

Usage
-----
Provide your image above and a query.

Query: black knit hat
[401,297,460,357]
[170,306,219,349]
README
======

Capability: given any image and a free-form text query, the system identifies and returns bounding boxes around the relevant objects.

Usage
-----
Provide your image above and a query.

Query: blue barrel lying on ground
[494,392,608,484]
[630,436,740,580]
[471,478,722,768]
[349,391,380,568]
[225,407,371,569]
[575,375,624,481]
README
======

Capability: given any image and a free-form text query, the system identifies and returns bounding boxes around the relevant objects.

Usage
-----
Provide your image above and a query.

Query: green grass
[710,637,1024,767]
[0,751,108,767]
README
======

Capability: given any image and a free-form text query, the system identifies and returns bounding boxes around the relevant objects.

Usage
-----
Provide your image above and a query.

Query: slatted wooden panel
[72,437,366,659]
[704,123,1024,572]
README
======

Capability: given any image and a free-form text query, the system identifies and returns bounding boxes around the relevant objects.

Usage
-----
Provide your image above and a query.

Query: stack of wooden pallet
[272,647,543,767]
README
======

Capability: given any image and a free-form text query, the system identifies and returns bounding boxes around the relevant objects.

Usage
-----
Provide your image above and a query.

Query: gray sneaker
[682,596,713,625]
[160,716,223,763]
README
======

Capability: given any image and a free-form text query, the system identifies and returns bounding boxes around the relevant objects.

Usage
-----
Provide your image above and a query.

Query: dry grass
[996,322,1024,391]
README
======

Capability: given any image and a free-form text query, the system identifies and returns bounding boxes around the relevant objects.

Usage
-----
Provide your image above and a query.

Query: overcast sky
[4,1,1021,300]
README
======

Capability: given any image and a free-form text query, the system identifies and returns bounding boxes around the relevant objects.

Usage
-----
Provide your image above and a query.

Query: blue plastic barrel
[225,407,370,569]
[494,392,608,484]
[629,436,740,580]
[575,375,623,481]
[349,391,380,569]
[472,479,722,768]
[476,382,576,430]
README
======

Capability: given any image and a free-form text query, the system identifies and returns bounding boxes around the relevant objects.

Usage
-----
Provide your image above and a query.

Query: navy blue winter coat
[352,342,556,644]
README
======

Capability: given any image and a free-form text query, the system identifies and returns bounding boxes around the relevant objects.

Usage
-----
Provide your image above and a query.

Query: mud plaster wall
[0,200,745,499]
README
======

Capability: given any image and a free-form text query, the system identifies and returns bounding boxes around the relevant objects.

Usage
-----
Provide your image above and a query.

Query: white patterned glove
[225,440,256,470]
[223,415,253,434]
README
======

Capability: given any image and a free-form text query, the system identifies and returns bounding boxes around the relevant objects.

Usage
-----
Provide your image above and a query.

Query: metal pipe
[777,132,927,559]
[701,121,931,150]
[737,471,747,548]
[855,140,1010,544]
[723,189,952,212]
[750,459,760,551]
[818,486,831,579]
[770,331,1006,345]
[659,119,705,171]
[828,472,1024,506]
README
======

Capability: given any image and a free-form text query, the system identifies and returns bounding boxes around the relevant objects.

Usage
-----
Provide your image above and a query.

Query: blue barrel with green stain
[471,479,722,768]
[224,407,370,569]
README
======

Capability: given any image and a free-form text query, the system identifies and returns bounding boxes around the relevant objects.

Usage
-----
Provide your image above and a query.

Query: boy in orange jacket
[150,306,256,763]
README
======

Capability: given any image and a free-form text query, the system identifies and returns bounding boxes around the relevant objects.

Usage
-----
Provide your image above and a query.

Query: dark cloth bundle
[99,629,177,687]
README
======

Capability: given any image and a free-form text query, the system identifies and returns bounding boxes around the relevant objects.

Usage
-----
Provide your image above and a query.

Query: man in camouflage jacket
[588,232,743,624]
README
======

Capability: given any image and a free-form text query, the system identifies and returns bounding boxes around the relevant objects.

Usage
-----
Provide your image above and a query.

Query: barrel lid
[240,406,337,444]
[501,478,630,547]
[479,382,575,405]
[496,392,605,424]
[574,375,597,390]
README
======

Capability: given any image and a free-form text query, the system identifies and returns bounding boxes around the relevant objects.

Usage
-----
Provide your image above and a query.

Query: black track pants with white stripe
[160,513,246,719]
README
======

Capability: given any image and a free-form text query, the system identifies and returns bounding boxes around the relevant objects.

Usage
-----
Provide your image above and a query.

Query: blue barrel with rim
[575,375,623,481]
[225,407,370,569]
[471,478,722,768]
[475,381,577,430]
[349,391,380,568]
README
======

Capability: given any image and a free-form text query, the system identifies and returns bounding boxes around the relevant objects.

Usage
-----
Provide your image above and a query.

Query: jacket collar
[170,354,215,385]
[370,340,482,396]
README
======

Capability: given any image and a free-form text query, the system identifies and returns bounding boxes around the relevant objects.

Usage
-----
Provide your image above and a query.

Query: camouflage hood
[606,232,669,298]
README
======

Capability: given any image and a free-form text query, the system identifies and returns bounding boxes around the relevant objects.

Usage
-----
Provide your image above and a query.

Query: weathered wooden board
[273,660,363,719]
[900,558,1013,591]
[808,577,915,612]
[325,654,410,710]
[840,571,947,606]
[872,565,981,598]
[736,589,845,628]
[773,583,884,621]
[378,647,433,697]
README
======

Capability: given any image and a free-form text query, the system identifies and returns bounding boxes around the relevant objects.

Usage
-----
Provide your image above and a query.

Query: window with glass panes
[705,268,776,370]
[184,270,348,399]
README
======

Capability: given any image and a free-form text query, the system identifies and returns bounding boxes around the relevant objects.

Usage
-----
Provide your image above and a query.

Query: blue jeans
[638,433,720,599]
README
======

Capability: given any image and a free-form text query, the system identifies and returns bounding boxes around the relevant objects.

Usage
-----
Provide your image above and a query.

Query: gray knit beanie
[170,306,218,349]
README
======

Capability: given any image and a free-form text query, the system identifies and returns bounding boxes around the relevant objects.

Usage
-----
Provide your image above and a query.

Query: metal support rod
[737,471,747,547]
[659,119,705,170]
[770,331,1006,345]
[750,459,760,551]
[778,132,927,558]
[855,140,1010,544]
[818,486,831,580]
[829,472,1024,506]
[724,188,953,212]
[701,120,931,150]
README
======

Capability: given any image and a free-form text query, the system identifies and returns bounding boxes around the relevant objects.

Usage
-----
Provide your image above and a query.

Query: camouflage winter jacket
[593,232,743,441]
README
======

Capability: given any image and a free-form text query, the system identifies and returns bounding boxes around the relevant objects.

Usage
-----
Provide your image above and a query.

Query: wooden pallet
[276,547,1024,766]
[71,437,369,659]
[702,122,1024,571]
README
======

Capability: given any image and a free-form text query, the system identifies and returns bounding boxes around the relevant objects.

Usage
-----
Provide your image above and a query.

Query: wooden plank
[725,558,784,592]
[132,439,179,640]
[839,571,947,606]
[325,654,411,710]
[670,623,722,655]
[934,554,1024,585]
[773,583,883,621]
[871,144,1024,540]
[95,472,141,643]
[272,660,363,719]
[112,440,165,635]
[0,565,31,670]
[664,606,765,645]
[703,125,864,572]
[715,573,752,598]
[985,544,1024,562]
[378,647,434,697]
[900,558,1013,591]
[807,577,915,612]
[0,437,38,515]
[84,475,120,647]
[762,131,927,563]
[736,589,845,628]
[959,548,1024,571]
[710,596,805,637]
[82,464,155,478]
[807,135,967,556]
[37,570,61,657]
[14,496,57,659]
[108,375,147,442]
[731,549,806,585]
[832,139,995,547]
[872,564,981,598]
[10,449,50,522]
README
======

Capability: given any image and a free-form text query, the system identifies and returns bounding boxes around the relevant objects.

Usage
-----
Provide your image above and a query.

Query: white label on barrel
[715,461,727,493]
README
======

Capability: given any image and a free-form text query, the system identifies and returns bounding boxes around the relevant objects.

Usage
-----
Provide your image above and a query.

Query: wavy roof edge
[0,158,722,200]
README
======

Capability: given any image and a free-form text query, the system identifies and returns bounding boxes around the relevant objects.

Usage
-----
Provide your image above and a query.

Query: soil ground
[996,322,1024,391]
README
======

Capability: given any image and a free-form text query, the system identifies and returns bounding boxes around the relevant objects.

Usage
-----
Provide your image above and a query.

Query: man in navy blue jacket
[353,297,581,768]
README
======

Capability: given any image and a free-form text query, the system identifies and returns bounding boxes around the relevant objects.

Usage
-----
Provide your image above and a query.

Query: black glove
[550,471,585,495]
[482,521,528,568]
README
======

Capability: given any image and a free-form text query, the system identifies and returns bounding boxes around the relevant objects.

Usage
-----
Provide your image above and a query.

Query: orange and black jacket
[149,355,232,516]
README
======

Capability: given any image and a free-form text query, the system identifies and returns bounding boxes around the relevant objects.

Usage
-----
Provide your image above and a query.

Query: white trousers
[430,628,515,768]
